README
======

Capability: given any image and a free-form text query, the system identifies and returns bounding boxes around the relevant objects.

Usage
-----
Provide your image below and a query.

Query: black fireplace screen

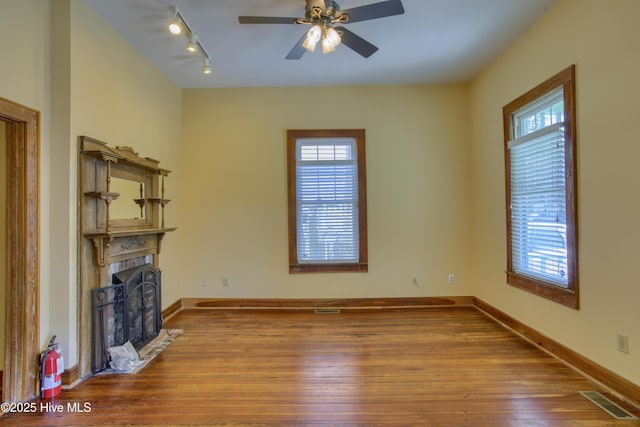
[91,264,162,373]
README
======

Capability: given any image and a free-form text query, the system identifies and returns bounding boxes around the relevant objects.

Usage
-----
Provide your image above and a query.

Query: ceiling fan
[238,0,405,59]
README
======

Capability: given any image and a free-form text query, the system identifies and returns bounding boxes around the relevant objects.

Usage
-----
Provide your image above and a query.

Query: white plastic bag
[108,341,142,371]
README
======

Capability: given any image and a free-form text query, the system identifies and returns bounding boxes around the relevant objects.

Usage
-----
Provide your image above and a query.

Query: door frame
[1,96,40,402]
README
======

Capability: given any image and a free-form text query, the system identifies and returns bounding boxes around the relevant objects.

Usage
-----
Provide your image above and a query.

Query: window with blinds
[503,65,578,308]
[296,138,359,263]
[287,129,368,273]
[509,121,568,286]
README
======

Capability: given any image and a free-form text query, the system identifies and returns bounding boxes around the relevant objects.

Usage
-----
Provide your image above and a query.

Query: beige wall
[0,121,5,369]
[0,1,47,108]
[0,0,51,371]
[180,85,471,299]
[469,0,640,386]
[1,0,182,370]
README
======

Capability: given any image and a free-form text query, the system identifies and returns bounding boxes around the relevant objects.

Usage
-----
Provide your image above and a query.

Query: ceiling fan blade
[339,0,404,23]
[285,32,308,60]
[238,16,299,24]
[335,27,379,58]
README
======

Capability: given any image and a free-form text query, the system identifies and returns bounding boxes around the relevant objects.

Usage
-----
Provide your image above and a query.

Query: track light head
[186,33,199,53]
[202,58,212,75]
[169,7,182,35]
[169,21,182,35]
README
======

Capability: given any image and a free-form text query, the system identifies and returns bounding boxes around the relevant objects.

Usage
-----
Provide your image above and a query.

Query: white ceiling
[84,0,557,88]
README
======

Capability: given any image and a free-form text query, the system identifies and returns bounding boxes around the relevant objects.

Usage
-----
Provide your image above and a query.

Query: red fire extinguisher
[40,335,64,398]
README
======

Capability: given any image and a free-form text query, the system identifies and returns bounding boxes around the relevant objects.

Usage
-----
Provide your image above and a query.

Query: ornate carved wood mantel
[78,136,175,379]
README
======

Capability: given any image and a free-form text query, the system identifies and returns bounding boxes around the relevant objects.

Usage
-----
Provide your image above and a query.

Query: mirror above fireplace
[110,176,145,220]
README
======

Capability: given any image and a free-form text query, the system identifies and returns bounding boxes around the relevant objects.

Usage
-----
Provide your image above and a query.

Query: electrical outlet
[617,334,629,354]
[222,277,229,287]
[448,274,455,285]
[411,276,419,287]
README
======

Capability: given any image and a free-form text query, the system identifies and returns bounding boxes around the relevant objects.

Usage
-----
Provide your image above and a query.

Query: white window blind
[509,122,568,287]
[296,138,359,263]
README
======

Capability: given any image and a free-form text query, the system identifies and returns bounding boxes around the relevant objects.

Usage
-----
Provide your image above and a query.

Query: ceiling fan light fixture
[303,24,322,52]
[321,39,336,54]
[322,27,341,53]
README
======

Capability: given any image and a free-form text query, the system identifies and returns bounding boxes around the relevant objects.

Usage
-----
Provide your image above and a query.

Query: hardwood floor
[1,307,639,426]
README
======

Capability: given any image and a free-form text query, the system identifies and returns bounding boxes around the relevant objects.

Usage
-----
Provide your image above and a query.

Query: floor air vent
[314,309,341,314]
[580,391,638,420]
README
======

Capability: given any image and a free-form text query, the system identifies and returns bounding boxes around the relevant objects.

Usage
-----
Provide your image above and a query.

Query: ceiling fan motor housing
[305,1,341,22]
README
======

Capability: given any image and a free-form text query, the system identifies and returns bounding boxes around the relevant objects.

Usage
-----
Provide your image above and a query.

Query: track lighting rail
[168,6,213,75]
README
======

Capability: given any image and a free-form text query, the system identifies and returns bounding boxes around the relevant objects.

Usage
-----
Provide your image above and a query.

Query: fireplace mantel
[86,227,177,267]
[78,136,176,379]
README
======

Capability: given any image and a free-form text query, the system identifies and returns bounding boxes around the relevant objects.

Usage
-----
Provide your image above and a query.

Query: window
[287,129,367,273]
[503,65,579,308]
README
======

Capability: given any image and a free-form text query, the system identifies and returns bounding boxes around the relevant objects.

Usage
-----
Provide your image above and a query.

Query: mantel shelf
[84,228,177,267]
[84,227,176,239]
[147,197,171,206]
[84,191,120,203]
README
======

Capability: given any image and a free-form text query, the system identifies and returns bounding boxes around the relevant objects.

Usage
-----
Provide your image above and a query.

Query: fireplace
[79,138,176,378]
[91,263,162,373]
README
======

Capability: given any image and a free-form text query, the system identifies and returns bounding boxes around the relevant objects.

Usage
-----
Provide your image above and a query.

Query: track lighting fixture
[186,33,199,52]
[168,6,212,75]
[202,58,212,75]
[168,7,183,35]
[169,20,181,35]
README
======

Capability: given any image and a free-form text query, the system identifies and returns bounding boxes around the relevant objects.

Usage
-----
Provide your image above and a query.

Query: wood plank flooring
[2,307,639,426]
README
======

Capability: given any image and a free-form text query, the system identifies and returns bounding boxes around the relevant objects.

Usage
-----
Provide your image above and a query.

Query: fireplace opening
[91,264,162,373]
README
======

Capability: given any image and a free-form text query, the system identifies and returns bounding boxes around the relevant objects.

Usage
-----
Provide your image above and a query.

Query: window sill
[506,271,578,309]
[290,262,368,274]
